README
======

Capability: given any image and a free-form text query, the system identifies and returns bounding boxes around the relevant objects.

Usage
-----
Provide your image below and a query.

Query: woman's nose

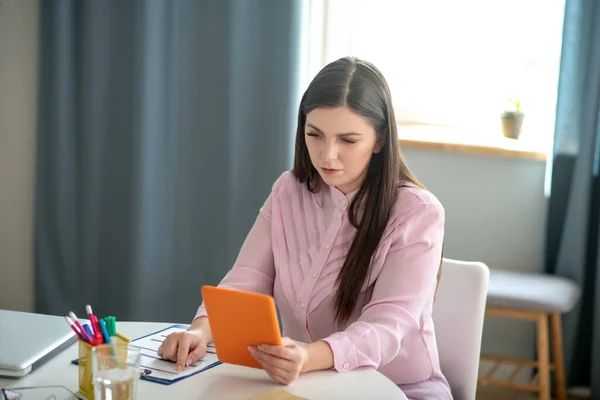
[323,141,338,161]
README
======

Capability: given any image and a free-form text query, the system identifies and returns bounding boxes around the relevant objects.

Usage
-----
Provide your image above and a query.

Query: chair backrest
[432,258,489,400]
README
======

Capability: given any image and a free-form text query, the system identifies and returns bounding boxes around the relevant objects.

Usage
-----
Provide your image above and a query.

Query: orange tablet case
[201,285,283,369]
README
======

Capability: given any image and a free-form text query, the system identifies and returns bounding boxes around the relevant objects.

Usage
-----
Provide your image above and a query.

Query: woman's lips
[321,168,341,175]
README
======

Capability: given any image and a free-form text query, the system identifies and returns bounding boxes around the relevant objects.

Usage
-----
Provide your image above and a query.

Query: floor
[476,359,589,399]
[477,385,587,399]
[477,386,538,399]
[477,358,543,399]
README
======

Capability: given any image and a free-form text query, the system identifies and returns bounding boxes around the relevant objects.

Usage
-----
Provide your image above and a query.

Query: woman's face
[305,106,382,194]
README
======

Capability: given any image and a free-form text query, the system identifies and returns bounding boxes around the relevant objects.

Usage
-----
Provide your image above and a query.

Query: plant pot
[501,113,524,139]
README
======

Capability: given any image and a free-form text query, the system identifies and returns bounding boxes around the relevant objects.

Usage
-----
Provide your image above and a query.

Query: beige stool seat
[487,269,581,313]
[479,268,581,400]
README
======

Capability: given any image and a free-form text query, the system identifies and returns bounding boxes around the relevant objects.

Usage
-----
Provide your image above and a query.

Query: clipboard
[71,324,221,385]
[201,285,282,369]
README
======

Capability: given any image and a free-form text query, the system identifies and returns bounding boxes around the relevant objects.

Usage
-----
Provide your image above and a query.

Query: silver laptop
[0,310,76,377]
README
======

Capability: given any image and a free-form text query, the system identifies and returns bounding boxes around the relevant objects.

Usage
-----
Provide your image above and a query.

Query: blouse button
[312,272,317,278]
[341,200,347,207]
[343,362,350,369]
[300,302,305,309]
[324,243,331,249]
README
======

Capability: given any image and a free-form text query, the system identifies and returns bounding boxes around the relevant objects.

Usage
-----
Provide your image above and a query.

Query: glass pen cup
[80,336,141,400]
[91,342,141,400]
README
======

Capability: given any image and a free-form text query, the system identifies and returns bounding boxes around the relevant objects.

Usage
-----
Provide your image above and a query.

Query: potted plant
[501,99,524,139]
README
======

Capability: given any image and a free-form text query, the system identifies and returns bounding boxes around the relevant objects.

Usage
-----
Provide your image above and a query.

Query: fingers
[186,342,207,366]
[281,337,296,347]
[176,334,192,371]
[253,355,290,377]
[252,347,295,370]
[249,338,307,386]
[268,370,293,385]
[250,346,301,385]
[160,334,180,362]
[157,331,208,372]
[257,344,292,360]
[251,353,294,385]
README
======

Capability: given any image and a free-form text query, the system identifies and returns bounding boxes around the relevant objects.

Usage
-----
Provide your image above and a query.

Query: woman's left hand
[249,337,309,385]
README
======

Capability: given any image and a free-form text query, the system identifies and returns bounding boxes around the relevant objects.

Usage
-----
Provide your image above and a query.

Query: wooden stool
[478,269,581,400]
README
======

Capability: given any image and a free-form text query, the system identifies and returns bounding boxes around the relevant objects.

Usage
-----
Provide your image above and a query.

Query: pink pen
[86,305,99,335]
[68,311,93,343]
[65,316,85,341]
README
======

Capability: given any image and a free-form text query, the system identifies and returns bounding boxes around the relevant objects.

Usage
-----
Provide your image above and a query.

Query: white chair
[432,258,490,400]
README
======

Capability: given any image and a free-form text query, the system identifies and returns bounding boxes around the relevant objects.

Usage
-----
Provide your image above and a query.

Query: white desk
[0,321,407,400]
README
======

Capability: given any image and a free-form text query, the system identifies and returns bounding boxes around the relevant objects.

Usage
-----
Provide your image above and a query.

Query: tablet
[201,285,283,369]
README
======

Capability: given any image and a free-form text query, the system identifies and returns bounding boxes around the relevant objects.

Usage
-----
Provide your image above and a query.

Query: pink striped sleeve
[194,173,289,321]
[322,203,444,371]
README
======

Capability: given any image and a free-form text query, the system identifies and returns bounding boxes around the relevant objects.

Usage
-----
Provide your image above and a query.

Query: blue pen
[98,319,111,344]
[83,324,94,340]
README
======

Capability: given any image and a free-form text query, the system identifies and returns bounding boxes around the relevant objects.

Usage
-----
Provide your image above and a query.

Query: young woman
[158,57,452,399]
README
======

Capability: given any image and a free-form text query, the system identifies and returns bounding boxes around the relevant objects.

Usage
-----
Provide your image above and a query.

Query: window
[305,0,565,156]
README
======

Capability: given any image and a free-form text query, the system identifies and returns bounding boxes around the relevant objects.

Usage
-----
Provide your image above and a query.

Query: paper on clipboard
[131,325,221,384]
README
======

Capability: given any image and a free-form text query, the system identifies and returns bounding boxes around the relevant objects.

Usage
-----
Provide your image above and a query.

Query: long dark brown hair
[292,57,425,326]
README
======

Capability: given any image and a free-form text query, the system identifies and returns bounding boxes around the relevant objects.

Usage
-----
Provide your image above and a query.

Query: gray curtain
[35,0,302,323]
[544,0,600,393]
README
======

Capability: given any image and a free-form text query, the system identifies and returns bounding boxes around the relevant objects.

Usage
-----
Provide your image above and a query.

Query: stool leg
[537,314,551,400]
[551,312,567,400]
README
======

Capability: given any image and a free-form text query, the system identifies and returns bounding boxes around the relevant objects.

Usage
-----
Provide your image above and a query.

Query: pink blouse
[195,171,452,399]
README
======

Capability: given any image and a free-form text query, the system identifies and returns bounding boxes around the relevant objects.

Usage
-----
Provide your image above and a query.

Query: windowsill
[397,126,548,161]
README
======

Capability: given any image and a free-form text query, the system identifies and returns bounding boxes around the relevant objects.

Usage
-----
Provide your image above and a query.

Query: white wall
[0,0,39,312]
[403,147,547,358]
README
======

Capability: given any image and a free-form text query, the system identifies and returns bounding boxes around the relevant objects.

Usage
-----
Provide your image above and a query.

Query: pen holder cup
[78,335,131,400]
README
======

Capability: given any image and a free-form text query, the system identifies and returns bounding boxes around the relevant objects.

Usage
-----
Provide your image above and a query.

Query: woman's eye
[342,139,356,144]
[306,132,320,138]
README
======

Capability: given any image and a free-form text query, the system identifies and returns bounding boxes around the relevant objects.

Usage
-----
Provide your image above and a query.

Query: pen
[91,316,104,345]
[68,311,93,343]
[102,317,110,336]
[86,305,100,336]
[83,324,94,342]
[105,316,116,337]
[84,323,101,346]
[103,317,113,336]
[98,319,111,344]
[64,316,85,341]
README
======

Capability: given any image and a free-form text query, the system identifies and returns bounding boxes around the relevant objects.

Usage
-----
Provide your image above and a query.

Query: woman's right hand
[157,329,208,371]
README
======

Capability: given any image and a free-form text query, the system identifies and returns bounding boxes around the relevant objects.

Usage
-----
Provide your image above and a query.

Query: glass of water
[92,343,141,400]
